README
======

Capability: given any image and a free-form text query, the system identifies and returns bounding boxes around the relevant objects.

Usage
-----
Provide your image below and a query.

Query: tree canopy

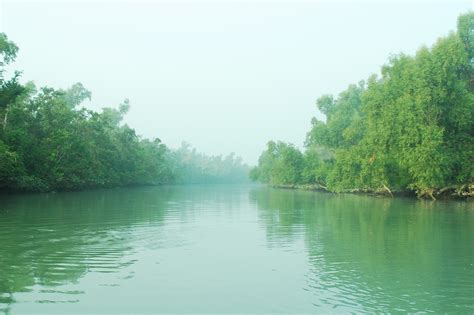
[0,34,249,192]
[251,12,474,199]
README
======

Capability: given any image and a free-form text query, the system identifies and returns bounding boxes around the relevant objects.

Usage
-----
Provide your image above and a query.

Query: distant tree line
[170,143,250,184]
[250,12,474,199]
[0,34,249,192]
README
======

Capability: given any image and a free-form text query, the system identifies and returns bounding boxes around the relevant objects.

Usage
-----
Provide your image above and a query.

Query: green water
[0,185,473,313]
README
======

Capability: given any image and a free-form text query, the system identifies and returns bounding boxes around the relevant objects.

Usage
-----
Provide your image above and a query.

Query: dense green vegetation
[0,35,249,192]
[250,12,474,199]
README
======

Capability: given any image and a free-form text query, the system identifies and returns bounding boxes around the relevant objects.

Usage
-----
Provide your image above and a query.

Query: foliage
[251,12,474,198]
[170,142,250,184]
[250,141,304,185]
[0,34,248,192]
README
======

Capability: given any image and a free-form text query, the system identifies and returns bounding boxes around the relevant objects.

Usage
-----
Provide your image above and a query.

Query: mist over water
[0,2,473,313]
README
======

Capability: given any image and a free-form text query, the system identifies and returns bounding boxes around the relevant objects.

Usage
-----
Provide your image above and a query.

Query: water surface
[0,185,473,313]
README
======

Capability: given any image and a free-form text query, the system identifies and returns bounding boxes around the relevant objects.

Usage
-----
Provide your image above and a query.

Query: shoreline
[269,184,474,201]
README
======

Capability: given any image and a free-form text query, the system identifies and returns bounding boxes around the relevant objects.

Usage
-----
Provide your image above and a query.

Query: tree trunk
[382,183,393,197]
[3,108,9,131]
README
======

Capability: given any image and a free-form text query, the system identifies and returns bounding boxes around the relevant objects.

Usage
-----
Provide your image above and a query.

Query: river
[0,185,473,313]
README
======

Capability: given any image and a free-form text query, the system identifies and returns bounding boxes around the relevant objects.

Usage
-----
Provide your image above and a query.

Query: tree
[251,141,303,186]
[252,12,474,199]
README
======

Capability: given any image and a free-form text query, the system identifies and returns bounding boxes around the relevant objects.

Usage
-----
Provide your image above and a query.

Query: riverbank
[249,13,473,201]
[270,183,474,201]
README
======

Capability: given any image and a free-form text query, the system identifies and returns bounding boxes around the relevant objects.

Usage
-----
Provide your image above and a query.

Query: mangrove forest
[250,12,474,200]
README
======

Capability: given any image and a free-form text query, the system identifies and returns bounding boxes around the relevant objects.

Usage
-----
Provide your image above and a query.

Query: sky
[0,0,472,164]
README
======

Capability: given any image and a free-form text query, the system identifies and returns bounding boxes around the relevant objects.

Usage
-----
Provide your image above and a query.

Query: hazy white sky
[0,0,472,164]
